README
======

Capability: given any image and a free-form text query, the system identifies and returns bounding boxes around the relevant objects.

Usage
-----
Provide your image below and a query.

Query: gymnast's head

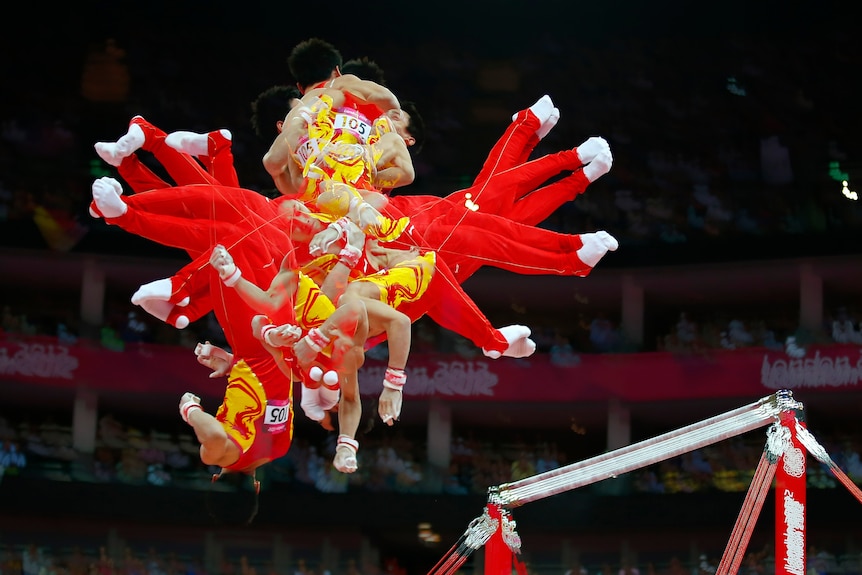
[206,468,262,526]
[341,56,387,86]
[250,85,303,141]
[385,101,426,154]
[288,37,342,93]
[278,199,325,243]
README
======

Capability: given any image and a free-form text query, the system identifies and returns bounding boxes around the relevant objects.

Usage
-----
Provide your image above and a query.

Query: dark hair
[341,56,387,85]
[288,38,342,90]
[401,101,426,155]
[251,86,302,141]
[250,85,302,140]
[205,470,261,526]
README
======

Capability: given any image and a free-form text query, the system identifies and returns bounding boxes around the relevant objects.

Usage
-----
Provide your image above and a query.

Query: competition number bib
[264,399,290,433]
[334,112,371,143]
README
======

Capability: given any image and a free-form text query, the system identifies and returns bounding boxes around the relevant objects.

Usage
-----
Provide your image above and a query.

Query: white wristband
[383,367,406,390]
[304,328,330,353]
[223,267,242,287]
[260,323,277,346]
[181,401,202,423]
[338,244,362,269]
[337,434,359,454]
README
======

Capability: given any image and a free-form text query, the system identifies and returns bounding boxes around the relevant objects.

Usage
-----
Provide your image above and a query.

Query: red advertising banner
[1,335,861,403]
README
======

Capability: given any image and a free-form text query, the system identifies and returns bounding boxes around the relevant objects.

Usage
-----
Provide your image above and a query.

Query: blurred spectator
[383,558,406,575]
[98,414,127,449]
[565,563,588,575]
[57,322,78,345]
[394,456,423,492]
[589,313,622,353]
[100,326,125,352]
[145,548,167,575]
[840,441,862,482]
[344,559,362,575]
[80,38,130,103]
[451,436,475,462]
[831,307,862,344]
[116,446,148,484]
[166,554,187,575]
[0,439,26,480]
[95,546,114,575]
[785,335,806,359]
[0,417,16,441]
[619,559,641,575]
[664,557,688,575]
[535,443,561,474]
[681,449,712,480]
[121,311,151,344]
[633,467,665,494]
[550,333,580,366]
[695,554,716,575]
[760,136,794,187]
[511,450,537,481]
[442,462,469,495]
[314,460,349,493]
[22,544,48,575]
[1,305,36,337]
[146,462,171,486]
[676,312,698,347]
[1,546,23,575]
[807,547,838,575]
[726,319,754,347]
[741,551,766,575]
[66,547,89,575]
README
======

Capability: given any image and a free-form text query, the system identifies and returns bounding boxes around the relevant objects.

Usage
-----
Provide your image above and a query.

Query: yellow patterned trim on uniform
[216,359,266,453]
[353,251,436,309]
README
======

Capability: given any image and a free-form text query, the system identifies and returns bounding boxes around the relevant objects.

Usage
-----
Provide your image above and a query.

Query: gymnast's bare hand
[209,245,236,281]
[265,324,303,348]
[292,336,317,369]
[378,387,402,427]
[194,341,232,378]
[179,391,201,417]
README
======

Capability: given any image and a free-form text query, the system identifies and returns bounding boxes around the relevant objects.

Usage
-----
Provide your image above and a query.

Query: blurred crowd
[2,10,862,366]
[4,293,861,357]
[2,536,861,575]
[2,8,862,575]
[2,409,860,498]
[1,15,861,259]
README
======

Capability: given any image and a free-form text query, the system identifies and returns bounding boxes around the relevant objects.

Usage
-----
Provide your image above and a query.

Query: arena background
[0,1,860,574]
